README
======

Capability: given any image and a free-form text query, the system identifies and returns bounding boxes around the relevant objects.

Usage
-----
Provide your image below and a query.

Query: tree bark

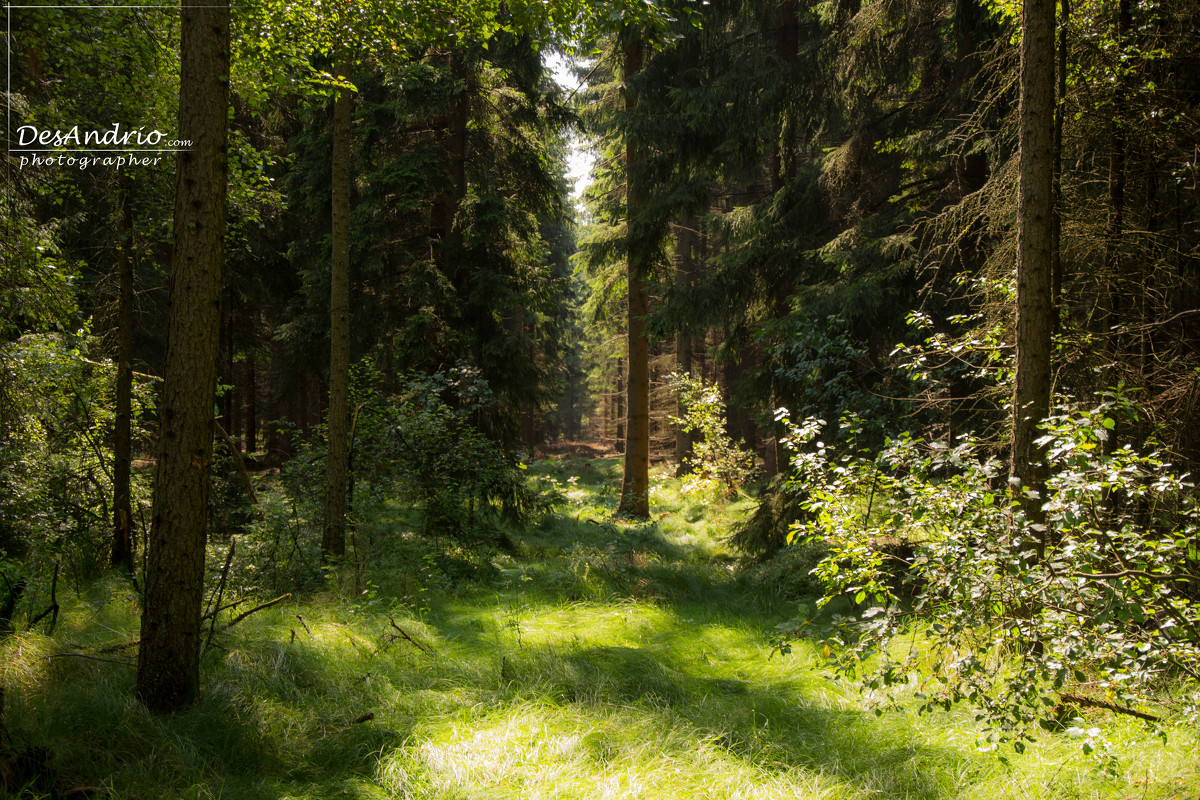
[112,174,135,572]
[1011,0,1056,540]
[137,0,229,713]
[1051,0,1070,313]
[323,70,352,559]
[618,28,650,517]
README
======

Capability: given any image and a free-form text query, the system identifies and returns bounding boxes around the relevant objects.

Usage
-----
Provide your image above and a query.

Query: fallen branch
[386,617,433,655]
[215,420,258,505]
[28,563,60,634]
[321,711,376,738]
[204,540,237,654]
[225,594,292,629]
[1058,692,1161,723]
[202,598,247,622]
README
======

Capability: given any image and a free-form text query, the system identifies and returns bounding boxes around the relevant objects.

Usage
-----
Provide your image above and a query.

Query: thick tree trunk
[323,72,352,559]
[1011,0,1056,540]
[112,175,135,572]
[137,0,229,713]
[619,28,650,517]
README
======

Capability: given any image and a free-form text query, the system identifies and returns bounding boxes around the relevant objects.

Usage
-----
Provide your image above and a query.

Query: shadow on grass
[7,457,986,799]
[398,511,990,799]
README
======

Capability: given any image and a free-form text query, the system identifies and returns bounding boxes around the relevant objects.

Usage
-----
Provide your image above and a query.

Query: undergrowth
[0,457,1197,799]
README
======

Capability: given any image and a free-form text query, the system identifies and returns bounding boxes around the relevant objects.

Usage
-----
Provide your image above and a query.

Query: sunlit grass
[1,456,1197,798]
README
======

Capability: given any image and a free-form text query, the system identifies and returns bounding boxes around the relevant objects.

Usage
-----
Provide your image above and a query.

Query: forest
[2,0,1199,796]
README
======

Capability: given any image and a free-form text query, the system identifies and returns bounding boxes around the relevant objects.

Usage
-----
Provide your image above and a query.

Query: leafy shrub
[728,477,806,558]
[0,332,154,590]
[729,416,825,558]
[665,372,755,501]
[776,391,1200,751]
[769,314,902,450]
[276,363,544,553]
[385,366,546,543]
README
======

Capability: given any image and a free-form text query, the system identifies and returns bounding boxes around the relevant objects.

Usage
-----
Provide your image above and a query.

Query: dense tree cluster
[2,0,1197,732]
[573,0,1199,516]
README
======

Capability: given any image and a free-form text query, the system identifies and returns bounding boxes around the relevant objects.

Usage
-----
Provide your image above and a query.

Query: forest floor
[3,456,1199,799]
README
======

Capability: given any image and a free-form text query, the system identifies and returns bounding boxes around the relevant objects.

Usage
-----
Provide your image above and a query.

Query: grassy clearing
[2,457,1198,799]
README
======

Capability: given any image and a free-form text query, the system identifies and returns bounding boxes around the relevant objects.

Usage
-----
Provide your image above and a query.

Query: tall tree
[618,26,651,517]
[1011,0,1056,538]
[322,65,353,559]
[137,0,230,712]
[111,175,136,573]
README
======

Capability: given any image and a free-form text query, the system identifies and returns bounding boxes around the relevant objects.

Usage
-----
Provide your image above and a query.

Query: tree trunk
[429,52,468,280]
[1011,0,1056,541]
[243,354,257,454]
[674,217,698,476]
[769,0,799,190]
[218,285,236,442]
[137,0,229,713]
[112,175,135,572]
[323,71,352,560]
[614,355,625,453]
[1104,0,1131,324]
[618,28,650,518]
[1051,0,1070,312]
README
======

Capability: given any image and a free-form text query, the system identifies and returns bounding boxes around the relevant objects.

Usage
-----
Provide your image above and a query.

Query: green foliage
[665,372,755,502]
[2,457,1196,799]
[728,474,811,561]
[770,315,904,448]
[0,333,154,586]
[777,391,1200,757]
[273,363,545,562]
[386,366,546,542]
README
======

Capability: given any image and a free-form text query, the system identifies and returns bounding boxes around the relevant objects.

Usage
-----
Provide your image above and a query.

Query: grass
[2,456,1198,799]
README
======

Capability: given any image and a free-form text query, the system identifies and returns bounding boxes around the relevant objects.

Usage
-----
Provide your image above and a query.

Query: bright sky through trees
[547,52,595,204]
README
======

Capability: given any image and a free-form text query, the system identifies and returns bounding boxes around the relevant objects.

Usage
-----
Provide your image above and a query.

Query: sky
[546,53,596,205]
